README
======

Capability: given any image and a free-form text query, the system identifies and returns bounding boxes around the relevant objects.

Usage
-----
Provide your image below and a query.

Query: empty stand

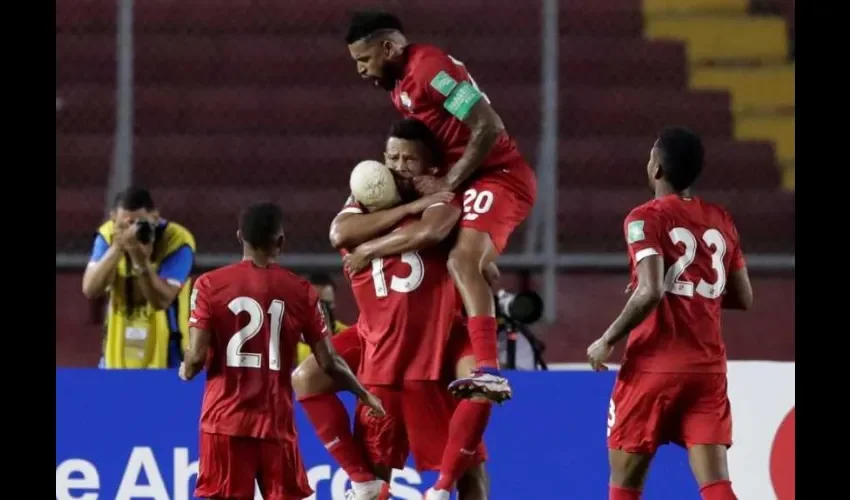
[56,0,793,255]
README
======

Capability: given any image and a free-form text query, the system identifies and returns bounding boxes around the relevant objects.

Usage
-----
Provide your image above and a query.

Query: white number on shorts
[371,251,425,298]
[448,55,491,104]
[226,297,285,371]
[607,399,616,437]
[664,227,728,299]
[462,189,495,221]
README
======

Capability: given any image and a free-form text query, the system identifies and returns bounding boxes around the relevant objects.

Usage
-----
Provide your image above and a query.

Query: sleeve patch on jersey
[627,220,646,243]
[190,287,198,312]
[443,81,482,120]
[430,70,458,97]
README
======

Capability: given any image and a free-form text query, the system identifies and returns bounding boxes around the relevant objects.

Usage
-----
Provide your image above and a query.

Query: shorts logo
[627,221,646,243]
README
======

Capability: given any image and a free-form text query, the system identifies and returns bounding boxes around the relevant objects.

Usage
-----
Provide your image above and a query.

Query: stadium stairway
[643,0,796,189]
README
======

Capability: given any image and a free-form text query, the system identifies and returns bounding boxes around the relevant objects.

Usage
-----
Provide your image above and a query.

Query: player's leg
[680,374,738,500]
[447,168,535,402]
[352,385,409,499]
[456,462,489,500]
[401,380,488,500]
[607,371,675,499]
[194,433,260,500]
[292,326,380,488]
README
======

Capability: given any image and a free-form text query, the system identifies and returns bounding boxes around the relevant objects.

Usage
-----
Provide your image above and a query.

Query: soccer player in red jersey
[344,10,538,401]
[585,127,754,500]
[179,202,384,500]
[293,119,492,500]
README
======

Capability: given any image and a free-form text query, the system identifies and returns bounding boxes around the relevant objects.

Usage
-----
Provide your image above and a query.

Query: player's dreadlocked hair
[239,202,284,250]
[388,118,444,166]
[656,126,705,191]
[345,10,404,44]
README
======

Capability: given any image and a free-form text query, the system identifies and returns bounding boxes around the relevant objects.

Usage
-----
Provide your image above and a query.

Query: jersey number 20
[371,252,425,298]
[665,227,727,299]
[226,297,285,371]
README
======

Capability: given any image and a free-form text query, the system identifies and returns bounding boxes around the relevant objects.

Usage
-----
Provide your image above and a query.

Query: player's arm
[135,245,194,310]
[329,194,449,249]
[420,57,505,190]
[181,276,213,381]
[722,225,753,310]
[301,294,383,414]
[82,233,123,298]
[601,210,667,346]
[352,203,461,260]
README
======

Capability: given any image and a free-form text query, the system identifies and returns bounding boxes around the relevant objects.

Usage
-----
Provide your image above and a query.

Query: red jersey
[190,261,329,440]
[621,195,746,373]
[339,199,460,385]
[389,43,525,174]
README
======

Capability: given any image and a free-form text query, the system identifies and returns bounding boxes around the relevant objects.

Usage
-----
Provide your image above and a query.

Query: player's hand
[413,175,452,196]
[360,391,386,417]
[587,336,613,372]
[406,191,455,215]
[342,249,371,275]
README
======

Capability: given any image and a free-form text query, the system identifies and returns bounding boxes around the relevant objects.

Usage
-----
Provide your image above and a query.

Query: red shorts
[460,161,537,253]
[607,370,733,454]
[195,432,312,500]
[331,325,362,372]
[333,321,475,381]
[354,382,488,472]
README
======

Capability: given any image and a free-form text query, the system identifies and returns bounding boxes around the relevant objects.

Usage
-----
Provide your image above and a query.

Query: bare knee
[291,355,335,399]
[688,444,730,486]
[457,462,489,500]
[609,449,653,490]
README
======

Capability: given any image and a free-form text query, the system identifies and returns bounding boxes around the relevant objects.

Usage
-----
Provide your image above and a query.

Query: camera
[494,289,547,371]
[135,220,156,244]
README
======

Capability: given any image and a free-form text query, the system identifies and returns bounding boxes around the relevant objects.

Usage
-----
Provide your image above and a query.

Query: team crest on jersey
[399,92,413,110]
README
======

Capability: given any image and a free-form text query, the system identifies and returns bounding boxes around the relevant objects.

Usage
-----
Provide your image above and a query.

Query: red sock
[434,400,492,491]
[298,393,375,482]
[700,480,737,500]
[609,485,641,500]
[467,316,499,369]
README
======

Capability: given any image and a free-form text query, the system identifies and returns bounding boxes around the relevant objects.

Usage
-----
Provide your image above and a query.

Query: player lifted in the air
[180,202,384,500]
[586,127,753,500]
[345,11,538,401]
[294,119,492,500]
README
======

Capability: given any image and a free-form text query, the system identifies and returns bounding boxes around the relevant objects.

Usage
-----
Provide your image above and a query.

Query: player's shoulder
[408,43,451,64]
[626,198,666,222]
[195,263,240,290]
[405,43,456,80]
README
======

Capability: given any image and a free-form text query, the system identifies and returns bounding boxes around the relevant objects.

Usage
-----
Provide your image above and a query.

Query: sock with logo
[609,485,641,500]
[433,400,492,491]
[298,393,375,482]
[467,316,500,369]
[700,480,737,500]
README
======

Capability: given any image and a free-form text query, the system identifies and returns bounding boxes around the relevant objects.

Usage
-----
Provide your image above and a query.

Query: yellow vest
[99,220,196,369]
[296,320,348,365]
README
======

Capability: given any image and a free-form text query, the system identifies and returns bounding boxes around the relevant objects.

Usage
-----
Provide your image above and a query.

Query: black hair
[656,126,704,191]
[239,202,284,250]
[114,186,155,211]
[388,118,444,165]
[345,10,404,44]
[307,273,336,290]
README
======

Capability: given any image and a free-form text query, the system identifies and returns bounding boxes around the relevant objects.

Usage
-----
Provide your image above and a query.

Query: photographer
[82,186,196,369]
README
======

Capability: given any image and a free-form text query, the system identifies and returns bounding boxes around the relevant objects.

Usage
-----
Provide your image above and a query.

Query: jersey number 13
[370,252,425,297]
